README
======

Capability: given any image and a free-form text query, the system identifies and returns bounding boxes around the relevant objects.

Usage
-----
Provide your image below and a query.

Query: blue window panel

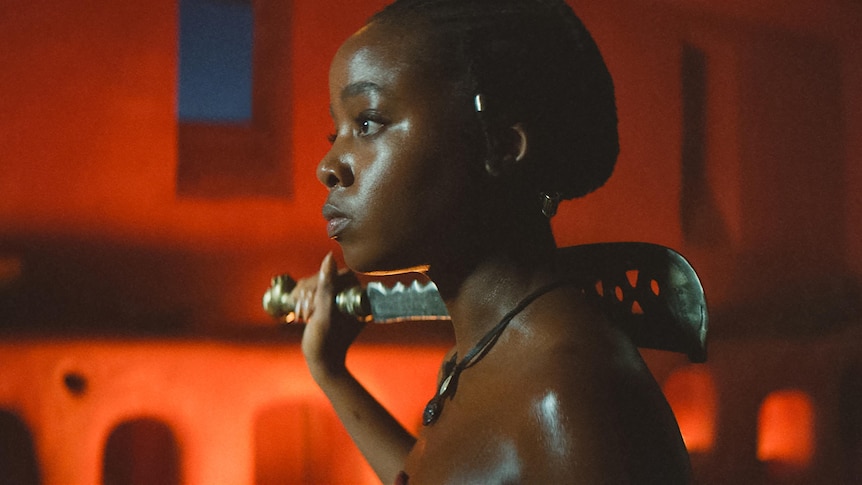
[178,0,253,122]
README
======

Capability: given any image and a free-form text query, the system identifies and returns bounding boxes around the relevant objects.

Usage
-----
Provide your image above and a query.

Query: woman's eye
[357,117,384,137]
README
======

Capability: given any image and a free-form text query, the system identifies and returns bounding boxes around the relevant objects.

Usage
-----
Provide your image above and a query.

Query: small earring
[484,153,516,177]
[485,158,501,177]
[540,192,562,218]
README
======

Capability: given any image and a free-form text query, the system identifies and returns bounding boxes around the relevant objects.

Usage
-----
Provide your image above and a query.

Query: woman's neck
[427,224,558,358]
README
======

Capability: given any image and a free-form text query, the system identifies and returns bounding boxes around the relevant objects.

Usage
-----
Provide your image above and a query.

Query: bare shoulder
[403,288,691,484]
[503,288,692,483]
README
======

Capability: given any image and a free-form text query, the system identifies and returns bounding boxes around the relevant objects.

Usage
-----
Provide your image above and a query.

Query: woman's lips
[326,216,349,239]
[322,203,349,239]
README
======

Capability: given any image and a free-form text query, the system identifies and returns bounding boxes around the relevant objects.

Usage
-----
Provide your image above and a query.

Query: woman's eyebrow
[341,81,385,101]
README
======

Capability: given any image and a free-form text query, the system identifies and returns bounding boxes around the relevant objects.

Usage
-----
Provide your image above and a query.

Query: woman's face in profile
[318,21,481,273]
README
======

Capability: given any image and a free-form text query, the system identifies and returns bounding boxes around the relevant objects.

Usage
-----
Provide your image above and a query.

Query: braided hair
[369,0,618,200]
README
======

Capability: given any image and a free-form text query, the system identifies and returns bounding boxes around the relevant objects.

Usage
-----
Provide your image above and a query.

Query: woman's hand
[291,254,416,482]
[291,252,366,383]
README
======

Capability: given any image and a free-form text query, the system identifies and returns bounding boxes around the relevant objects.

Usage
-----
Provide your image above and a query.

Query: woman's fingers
[298,289,310,321]
[313,252,336,318]
[288,252,338,323]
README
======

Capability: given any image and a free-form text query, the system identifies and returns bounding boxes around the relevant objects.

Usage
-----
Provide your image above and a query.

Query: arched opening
[253,401,307,484]
[253,399,377,484]
[102,417,180,485]
[0,409,40,485]
[757,389,814,479]
[663,366,717,453]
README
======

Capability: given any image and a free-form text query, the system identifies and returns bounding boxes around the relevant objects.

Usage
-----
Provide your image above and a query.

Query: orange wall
[0,338,449,484]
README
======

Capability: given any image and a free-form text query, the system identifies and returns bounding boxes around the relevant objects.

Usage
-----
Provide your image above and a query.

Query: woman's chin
[342,249,429,276]
[362,265,430,277]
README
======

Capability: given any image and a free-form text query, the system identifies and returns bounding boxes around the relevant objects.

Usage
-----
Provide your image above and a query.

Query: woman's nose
[316,147,354,189]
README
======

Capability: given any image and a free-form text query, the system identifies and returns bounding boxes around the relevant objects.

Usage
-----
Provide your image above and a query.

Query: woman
[291,0,691,483]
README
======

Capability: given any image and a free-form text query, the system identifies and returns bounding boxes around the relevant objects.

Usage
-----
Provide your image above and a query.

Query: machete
[261,243,709,362]
[262,275,450,324]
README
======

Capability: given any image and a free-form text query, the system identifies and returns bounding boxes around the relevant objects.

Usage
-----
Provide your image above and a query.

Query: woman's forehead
[331,21,437,90]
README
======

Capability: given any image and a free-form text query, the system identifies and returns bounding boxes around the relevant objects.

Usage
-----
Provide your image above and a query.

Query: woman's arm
[312,366,417,483]
[296,253,416,483]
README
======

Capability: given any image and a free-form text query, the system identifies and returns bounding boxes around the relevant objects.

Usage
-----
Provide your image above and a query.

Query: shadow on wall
[0,238,206,334]
[0,236,317,335]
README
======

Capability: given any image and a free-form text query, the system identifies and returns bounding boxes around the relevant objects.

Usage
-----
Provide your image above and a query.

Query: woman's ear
[484,122,529,176]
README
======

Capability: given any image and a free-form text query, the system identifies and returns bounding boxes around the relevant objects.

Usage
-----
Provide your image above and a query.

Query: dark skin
[291,20,691,485]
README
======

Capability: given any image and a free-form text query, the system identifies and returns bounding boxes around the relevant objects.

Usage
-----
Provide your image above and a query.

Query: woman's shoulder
[495,288,692,482]
[509,283,635,372]
[407,289,690,483]
[508,363,691,483]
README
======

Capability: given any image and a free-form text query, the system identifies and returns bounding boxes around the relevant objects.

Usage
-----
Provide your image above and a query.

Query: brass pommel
[335,286,372,321]
[262,274,298,323]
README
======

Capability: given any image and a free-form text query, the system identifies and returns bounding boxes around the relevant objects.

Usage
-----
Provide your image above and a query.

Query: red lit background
[0,0,860,483]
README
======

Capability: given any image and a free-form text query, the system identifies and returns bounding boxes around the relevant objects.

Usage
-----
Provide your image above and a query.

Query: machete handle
[262,274,371,323]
